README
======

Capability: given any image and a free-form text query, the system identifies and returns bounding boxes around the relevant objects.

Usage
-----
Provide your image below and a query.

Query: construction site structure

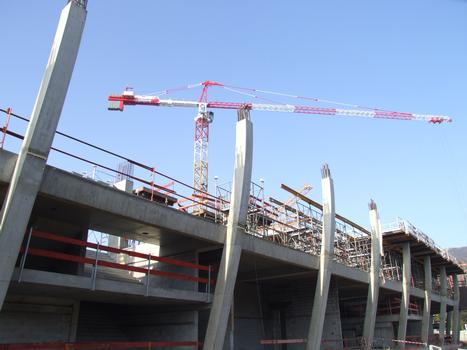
[108,82,451,217]
[0,1,465,350]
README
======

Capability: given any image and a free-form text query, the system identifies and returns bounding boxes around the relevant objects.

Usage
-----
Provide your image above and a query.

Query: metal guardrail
[382,218,459,266]
[18,229,214,295]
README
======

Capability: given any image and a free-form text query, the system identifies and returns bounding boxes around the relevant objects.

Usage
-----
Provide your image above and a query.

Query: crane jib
[107,94,451,124]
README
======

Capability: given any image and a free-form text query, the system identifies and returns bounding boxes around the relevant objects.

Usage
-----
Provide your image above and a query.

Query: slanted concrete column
[397,242,411,349]
[0,0,87,310]
[439,266,447,345]
[421,255,432,344]
[362,200,382,350]
[306,164,336,350]
[452,274,460,344]
[203,109,253,350]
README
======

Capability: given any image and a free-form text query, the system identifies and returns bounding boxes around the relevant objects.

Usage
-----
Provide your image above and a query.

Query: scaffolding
[213,181,373,272]
[382,218,459,266]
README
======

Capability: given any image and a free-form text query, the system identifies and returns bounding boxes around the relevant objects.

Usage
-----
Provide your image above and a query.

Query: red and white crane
[108,80,451,204]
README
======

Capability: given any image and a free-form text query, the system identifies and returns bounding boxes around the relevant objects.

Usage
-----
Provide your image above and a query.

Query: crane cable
[141,81,446,118]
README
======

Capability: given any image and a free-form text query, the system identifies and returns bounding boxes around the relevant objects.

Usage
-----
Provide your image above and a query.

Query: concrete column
[362,200,382,350]
[306,165,336,350]
[428,314,434,338]
[0,0,86,310]
[68,301,80,341]
[203,109,253,350]
[421,255,432,344]
[397,242,411,349]
[452,274,460,344]
[447,311,452,335]
[439,266,447,345]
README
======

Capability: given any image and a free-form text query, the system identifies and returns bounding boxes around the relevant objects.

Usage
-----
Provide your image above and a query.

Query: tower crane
[108,80,451,212]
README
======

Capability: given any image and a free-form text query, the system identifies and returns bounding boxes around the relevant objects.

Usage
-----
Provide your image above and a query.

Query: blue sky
[2,0,467,248]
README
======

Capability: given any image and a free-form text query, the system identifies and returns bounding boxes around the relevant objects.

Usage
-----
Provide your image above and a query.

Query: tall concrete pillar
[439,266,447,345]
[203,109,253,350]
[397,242,411,349]
[452,274,460,344]
[0,0,87,310]
[306,165,336,350]
[421,255,432,344]
[362,200,382,350]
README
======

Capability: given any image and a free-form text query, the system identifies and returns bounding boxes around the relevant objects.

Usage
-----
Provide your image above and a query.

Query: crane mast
[193,103,213,201]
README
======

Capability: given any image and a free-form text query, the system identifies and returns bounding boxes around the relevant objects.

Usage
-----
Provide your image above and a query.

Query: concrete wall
[77,302,129,341]
[0,297,77,343]
[123,307,198,345]
[76,302,198,346]
[244,278,344,350]
[373,321,395,348]
[231,283,265,350]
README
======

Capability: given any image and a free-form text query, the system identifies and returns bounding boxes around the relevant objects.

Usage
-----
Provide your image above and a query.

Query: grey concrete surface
[422,255,433,344]
[440,266,448,345]
[0,1,86,311]
[11,268,209,304]
[398,242,411,349]
[452,274,460,344]
[203,112,253,350]
[306,165,336,350]
[362,201,382,349]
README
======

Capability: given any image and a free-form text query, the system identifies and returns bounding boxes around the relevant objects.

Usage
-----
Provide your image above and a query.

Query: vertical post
[428,314,434,340]
[362,200,382,349]
[397,242,411,349]
[306,164,336,350]
[421,255,432,344]
[0,107,12,149]
[91,243,99,291]
[146,254,151,297]
[208,265,212,295]
[18,227,34,283]
[0,0,87,310]
[452,274,460,345]
[203,108,253,350]
[446,310,452,337]
[439,266,447,346]
[68,301,80,342]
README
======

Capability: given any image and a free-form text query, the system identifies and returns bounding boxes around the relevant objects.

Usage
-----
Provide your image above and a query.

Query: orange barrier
[20,229,215,286]
[260,339,306,345]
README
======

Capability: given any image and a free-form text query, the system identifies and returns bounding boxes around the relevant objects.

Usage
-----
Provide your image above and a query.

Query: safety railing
[0,108,377,274]
[382,218,459,266]
[0,108,229,220]
[18,229,214,294]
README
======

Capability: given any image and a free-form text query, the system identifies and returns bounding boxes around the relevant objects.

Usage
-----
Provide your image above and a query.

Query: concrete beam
[421,255,432,344]
[306,165,336,350]
[439,266,447,345]
[11,268,209,303]
[1,148,441,301]
[0,1,86,310]
[362,200,382,349]
[397,242,411,349]
[203,109,253,350]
